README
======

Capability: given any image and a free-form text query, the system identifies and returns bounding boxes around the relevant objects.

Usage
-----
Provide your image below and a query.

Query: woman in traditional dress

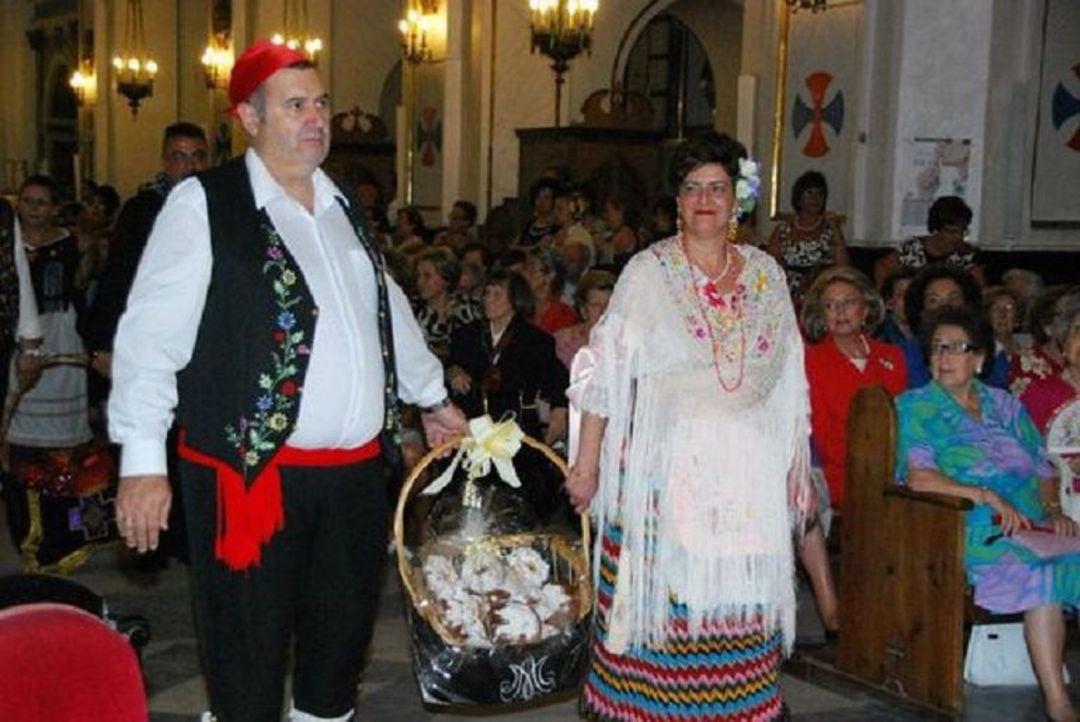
[1021,295,1080,516]
[799,266,907,638]
[896,305,1080,722]
[5,176,95,566]
[766,170,850,309]
[565,131,813,721]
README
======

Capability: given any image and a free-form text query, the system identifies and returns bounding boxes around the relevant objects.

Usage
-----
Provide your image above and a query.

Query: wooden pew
[836,385,973,716]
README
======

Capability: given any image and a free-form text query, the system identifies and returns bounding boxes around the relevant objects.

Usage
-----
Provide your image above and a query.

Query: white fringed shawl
[577,239,811,655]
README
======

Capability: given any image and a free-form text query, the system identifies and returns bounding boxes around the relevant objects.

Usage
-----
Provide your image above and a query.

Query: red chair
[0,602,148,721]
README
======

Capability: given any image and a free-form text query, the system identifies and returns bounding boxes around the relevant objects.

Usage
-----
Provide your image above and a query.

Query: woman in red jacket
[799,266,907,637]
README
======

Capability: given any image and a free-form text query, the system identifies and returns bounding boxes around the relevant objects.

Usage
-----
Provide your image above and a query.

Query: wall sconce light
[201,31,234,89]
[786,0,828,12]
[69,59,97,106]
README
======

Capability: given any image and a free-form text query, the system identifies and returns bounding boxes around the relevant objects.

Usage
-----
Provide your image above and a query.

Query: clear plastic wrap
[394,423,591,706]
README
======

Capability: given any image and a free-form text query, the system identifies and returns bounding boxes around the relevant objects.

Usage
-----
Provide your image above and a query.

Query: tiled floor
[0,515,1073,721]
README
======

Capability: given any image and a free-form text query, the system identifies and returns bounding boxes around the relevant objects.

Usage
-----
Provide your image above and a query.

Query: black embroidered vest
[176,159,318,482]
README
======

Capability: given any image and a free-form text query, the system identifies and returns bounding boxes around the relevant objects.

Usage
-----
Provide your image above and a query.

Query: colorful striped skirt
[580,523,785,721]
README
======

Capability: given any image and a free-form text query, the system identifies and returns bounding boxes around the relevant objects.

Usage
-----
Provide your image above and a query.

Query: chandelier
[528,0,599,127]
[786,0,828,12]
[201,32,234,89]
[271,0,324,62]
[112,0,158,115]
[69,58,97,107]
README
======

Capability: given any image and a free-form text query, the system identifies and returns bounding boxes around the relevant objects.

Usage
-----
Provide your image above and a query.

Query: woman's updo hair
[669,131,747,189]
[918,305,993,363]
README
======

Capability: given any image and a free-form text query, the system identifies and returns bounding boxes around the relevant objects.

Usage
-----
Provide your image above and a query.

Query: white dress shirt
[109,150,446,477]
[13,220,42,341]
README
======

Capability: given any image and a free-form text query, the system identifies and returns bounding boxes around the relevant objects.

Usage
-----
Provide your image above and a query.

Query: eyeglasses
[679,180,730,197]
[930,341,977,356]
[823,297,863,313]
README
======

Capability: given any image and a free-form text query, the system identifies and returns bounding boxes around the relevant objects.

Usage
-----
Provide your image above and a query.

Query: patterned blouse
[896,236,978,273]
[414,292,482,361]
[772,217,841,306]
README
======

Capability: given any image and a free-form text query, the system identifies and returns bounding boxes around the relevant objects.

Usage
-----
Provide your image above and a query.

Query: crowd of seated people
[6,146,1079,719]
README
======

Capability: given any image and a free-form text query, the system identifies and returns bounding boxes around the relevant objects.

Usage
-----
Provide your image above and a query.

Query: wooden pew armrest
[884,485,973,511]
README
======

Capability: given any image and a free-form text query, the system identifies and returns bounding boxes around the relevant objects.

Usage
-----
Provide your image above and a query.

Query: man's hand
[116,475,172,553]
[420,402,468,452]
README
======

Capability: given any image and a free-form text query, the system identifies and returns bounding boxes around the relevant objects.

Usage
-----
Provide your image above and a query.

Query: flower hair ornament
[735,157,761,219]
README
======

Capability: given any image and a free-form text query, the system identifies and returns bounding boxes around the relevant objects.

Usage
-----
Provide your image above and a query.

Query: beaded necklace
[681,236,746,392]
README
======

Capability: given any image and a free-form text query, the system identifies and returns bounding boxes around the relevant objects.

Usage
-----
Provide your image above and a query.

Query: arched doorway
[620,0,743,138]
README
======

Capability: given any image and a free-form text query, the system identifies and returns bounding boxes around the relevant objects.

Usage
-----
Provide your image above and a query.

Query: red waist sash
[177,431,381,571]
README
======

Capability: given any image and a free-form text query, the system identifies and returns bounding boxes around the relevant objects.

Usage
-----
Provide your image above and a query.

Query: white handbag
[963,622,1071,687]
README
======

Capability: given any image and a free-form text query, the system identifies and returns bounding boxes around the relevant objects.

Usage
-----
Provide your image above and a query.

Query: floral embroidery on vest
[224,221,313,470]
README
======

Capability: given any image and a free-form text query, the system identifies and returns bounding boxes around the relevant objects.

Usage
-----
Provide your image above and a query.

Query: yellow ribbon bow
[422,415,524,496]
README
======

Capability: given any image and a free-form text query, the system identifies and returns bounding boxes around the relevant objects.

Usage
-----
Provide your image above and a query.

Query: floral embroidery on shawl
[651,239,786,392]
[224,221,312,470]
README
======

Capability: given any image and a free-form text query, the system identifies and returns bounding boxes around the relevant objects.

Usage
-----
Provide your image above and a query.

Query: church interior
[1,0,1080,720]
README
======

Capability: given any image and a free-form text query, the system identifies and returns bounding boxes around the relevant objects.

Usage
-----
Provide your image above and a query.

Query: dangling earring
[676,212,683,237]
[726,215,739,243]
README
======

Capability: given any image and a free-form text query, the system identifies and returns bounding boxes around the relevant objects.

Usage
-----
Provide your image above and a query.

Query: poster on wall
[1030,0,1080,223]
[781,2,861,222]
[899,137,971,238]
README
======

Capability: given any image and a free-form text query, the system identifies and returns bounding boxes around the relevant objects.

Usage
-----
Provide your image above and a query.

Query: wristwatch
[420,397,451,413]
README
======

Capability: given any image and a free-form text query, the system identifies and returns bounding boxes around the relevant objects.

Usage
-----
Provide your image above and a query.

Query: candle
[73,152,81,202]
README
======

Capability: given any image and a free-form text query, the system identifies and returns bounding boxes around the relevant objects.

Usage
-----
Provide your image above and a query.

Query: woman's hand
[447,366,472,395]
[564,464,599,515]
[545,407,568,446]
[1046,511,1080,537]
[983,489,1032,536]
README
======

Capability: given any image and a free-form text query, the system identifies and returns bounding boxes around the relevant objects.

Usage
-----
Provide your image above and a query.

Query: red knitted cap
[227,40,308,116]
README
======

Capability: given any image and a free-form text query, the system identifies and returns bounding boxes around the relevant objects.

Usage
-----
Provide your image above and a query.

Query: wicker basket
[393,432,593,706]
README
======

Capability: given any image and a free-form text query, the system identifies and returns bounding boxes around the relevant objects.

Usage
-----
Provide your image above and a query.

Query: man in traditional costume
[109,40,465,722]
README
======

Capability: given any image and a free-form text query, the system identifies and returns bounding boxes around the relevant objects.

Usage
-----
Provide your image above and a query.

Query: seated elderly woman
[447,269,568,444]
[982,285,1023,389]
[412,247,481,362]
[901,264,983,388]
[800,266,907,636]
[554,269,615,369]
[1022,293,1080,515]
[896,306,1080,722]
[1010,285,1080,397]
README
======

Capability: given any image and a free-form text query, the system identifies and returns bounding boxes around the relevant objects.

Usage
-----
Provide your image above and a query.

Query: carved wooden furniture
[837,385,972,716]
[515,88,665,208]
[324,106,396,204]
